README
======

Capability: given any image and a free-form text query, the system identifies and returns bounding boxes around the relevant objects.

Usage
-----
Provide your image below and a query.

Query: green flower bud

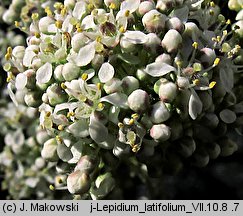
[62,62,80,81]
[122,76,139,95]
[219,109,237,124]
[36,129,49,144]
[142,9,166,33]
[64,0,76,9]
[159,81,177,102]
[162,29,182,53]
[67,170,91,194]
[138,1,155,16]
[150,101,170,123]
[150,124,171,141]
[166,17,184,33]
[35,157,46,169]
[201,113,219,129]
[41,138,59,162]
[46,83,68,106]
[103,78,122,94]
[144,33,161,54]
[183,22,200,37]
[192,149,209,167]
[128,89,150,113]
[91,54,104,69]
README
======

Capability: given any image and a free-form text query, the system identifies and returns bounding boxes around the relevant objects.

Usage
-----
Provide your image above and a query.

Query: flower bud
[138,1,155,16]
[176,76,190,89]
[64,0,76,9]
[233,20,243,38]
[35,157,46,169]
[41,138,59,162]
[144,33,161,54]
[162,29,182,53]
[54,65,65,81]
[183,22,200,37]
[150,101,170,123]
[159,81,177,102]
[198,48,216,67]
[177,137,196,158]
[38,16,55,34]
[207,142,221,159]
[191,149,209,167]
[103,78,122,94]
[113,141,130,158]
[121,76,139,95]
[75,155,98,174]
[91,54,104,69]
[128,89,150,113]
[218,138,238,157]
[219,109,237,124]
[36,129,49,144]
[228,0,242,11]
[62,62,80,81]
[166,17,184,33]
[155,53,172,65]
[156,0,175,12]
[46,83,68,106]
[67,170,91,194]
[136,68,148,81]
[150,124,171,141]
[24,91,42,108]
[142,10,166,33]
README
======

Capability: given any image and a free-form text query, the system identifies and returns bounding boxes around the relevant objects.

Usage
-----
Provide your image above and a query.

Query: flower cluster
[2,0,243,199]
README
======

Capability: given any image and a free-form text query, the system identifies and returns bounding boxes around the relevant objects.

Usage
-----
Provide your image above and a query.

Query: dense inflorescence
[2,0,243,199]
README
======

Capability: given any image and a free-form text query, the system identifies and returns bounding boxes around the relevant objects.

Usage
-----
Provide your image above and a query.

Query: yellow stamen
[209,81,216,89]
[79,94,87,102]
[81,73,88,81]
[97,102,104,110]
[216,36,221,42]
[97,83,101,90]
[226,19,231,25]
[45,111,51,117]
[210,1,215,7]
[56,135,63,143]
[67,112,74,118]
[213,58,220,66]
[45,7,52,16]
[209,9,214,16]
[193,79,200,86]
[14,21,20,27]
[61,83,67,89]
[49,185,55,191]
[5,53,11,60]
[58,125,64,131]
[35,32,41,38]
[87,4,94,11]
[131,113,139,120]
[96,36,102,43]
[223,30,227,36]
[61,7,67,16]
[7,47,13,55]
[55,21,62,29]
[119,26,125,33]
[192,42,198,49]
[124,10,130,17]
[31,13,39,20]
[128,119,134,125]
[118,122,124,128]
[109,3,116,9]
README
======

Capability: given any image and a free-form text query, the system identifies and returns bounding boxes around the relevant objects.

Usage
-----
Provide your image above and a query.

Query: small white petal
[189,88,203,120]
[75,42,96,67]
[73,1,86,19]
[124,31,148,44]
[145,62,176,77]
[15,73,27,90]
[98,62,115,83]
[23,51,36,67]
[121,0,140,13]
[101,93,128,109]
[36,62,53,84]
[82,15,97,30]
[54,102,79,114]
